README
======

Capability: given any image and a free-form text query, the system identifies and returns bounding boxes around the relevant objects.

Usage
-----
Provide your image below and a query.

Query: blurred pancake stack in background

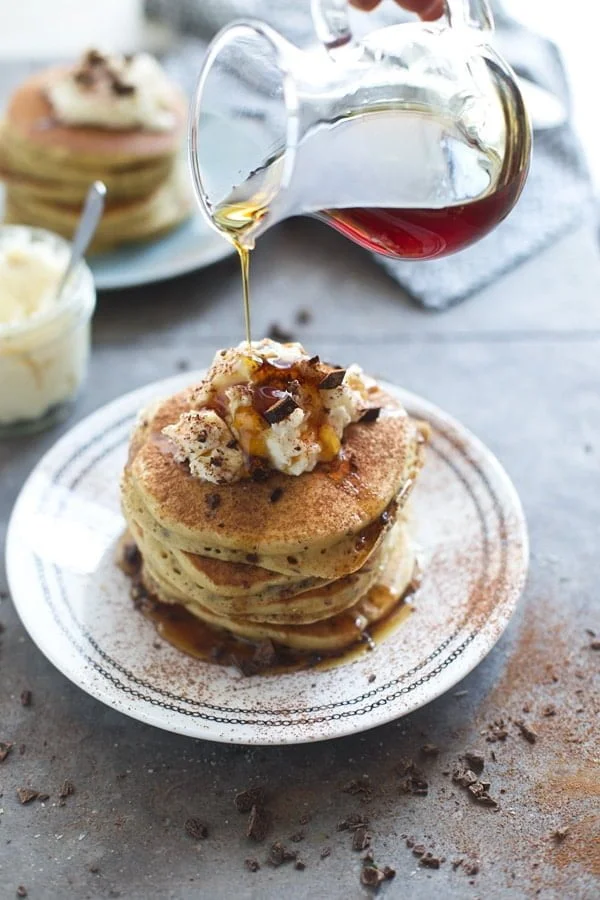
[0,49,191,251]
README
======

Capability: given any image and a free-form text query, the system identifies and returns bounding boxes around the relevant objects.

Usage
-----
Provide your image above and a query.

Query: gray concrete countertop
[1,219,599,900]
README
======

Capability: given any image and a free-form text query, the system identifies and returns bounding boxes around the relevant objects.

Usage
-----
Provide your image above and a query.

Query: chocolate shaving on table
[235,786,266,813]
[17,788,39,804]
[319,368,346,390]
[0,741,13,762]
[515,720,538,744]
[59,779,75,800]
[185,817,208,840]
[246,804,271,842]
[245,857,260,872]
[352,826,371,852]
[337,812,370,832]
[262,393,299,425]
[462,751,485,773]
[267,841,297,867]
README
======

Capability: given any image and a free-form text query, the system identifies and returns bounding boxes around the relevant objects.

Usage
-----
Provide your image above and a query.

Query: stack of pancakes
[121,382,428,654]
[0,59,191,251]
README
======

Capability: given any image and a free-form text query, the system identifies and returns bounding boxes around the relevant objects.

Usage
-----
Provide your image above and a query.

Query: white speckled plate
[6,373,528,745]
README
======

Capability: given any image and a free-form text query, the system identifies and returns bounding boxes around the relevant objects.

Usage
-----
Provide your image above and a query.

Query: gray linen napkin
[149,0,592,309]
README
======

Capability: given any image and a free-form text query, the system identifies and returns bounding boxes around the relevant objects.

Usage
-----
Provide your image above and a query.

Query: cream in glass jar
[0,226,96,435]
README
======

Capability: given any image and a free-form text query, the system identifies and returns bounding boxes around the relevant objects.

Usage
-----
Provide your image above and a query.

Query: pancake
[138,518,416,651]
[126,385,426,555]
[3,67,186,163]
[4,162,192,252]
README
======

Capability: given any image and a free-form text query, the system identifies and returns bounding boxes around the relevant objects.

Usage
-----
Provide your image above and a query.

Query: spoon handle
[57,180,106,297]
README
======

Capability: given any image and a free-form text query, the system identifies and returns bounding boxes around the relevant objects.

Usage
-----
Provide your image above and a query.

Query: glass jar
[0,226,96,436]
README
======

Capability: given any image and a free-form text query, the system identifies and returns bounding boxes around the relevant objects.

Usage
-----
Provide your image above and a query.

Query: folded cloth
[148,0,592,308]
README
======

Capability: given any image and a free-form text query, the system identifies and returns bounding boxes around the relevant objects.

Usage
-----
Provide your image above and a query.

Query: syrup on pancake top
[120,340,429,670]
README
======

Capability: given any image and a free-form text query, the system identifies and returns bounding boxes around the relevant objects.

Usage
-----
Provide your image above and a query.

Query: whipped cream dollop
[0,230,66,326]
[46,50,177,132]
[162,339,379,484]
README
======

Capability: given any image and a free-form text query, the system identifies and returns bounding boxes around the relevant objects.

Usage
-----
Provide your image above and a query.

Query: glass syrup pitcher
[189,0,532,261]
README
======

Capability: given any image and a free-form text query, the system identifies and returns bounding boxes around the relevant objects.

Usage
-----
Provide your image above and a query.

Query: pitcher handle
[311,0,493,57]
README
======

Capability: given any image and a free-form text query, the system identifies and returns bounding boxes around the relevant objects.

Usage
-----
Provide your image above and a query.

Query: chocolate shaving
[59,779,75,800]
[420,852,441,869]
[270,487,284,503]
[360,865,385,888]
[396,759,428,796]
[246,804,271,842]
[245,857,260,872]
[320,846,331,859]
[452,768,498,808]
[342,775,372,798]
[337,812,369,832]
[17,788,39,804]
[359,407,381,423]
[235,787,266,813]
[262,393,299,425]
[268,841,297,867]
[515,720,538,744]
[295,859,306,871]
[319,368,346,390]
[185,817,208,840]
[352,826,371,852]
[0,741,13,762]
[462,751,485,773]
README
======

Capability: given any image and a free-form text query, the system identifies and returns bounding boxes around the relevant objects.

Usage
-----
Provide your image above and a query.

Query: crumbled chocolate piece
[412,844,426,858]
[405,837,415,848]
[552,825,570,842]
[59,780,75,800]
[247,804,271,842]
[359,407,381,423]
[484,719,509,742]
[420,743,440,757]
[337,812,369,831]
[542,704,556,717]
[235,786,266,813]
[17,888,27,898]
[319,368,346,390]
[420,852,441,869]
[396,759,428,795]
[342,775,372,798]
[267,323,295,343]
[0,741,13,762]
[206,493,221,510]
[320,846,331,859]
[245,858,260,872]
[85,49,105,66]
[383,866,396,879]
[262,393,299,425]
[462,751,485,773]
[352,826,371,852]
[515,720,538,744]
[360,865,385,888]
[463,860,480,876]
[295,859,306,871]
[453,768,498,808]
[270,487,283,503]
[110,76,136,96]
[185,817,208,840]
[295,308,312,324]
[17,788,39,805]
[268,841,297,866]
[20,690,32,707]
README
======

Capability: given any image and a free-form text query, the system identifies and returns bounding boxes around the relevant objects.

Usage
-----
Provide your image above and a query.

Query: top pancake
[4,67,187,162]
[126,384,425,555]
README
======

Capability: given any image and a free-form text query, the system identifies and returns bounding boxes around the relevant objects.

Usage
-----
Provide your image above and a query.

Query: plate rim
[5,372,529,744]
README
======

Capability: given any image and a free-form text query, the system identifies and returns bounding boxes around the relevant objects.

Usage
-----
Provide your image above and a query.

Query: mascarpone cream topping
[162,339,378,484]
[46,50,177,132]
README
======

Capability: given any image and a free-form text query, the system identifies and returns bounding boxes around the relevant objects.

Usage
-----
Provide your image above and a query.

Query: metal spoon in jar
[55,181,106,299]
